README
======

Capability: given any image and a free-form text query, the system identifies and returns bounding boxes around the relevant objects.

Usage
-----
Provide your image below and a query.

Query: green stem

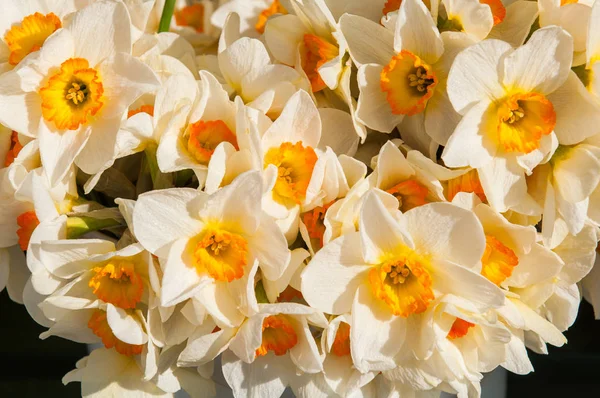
[144,146,173,190]
[67,216,123,239]
[158,0,177,33]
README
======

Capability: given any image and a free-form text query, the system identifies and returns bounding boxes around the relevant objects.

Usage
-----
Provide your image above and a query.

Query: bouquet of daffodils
[2,0,600,396]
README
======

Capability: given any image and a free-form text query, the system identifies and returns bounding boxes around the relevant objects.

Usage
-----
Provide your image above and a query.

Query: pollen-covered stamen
[256,0,288,34]
[192,228,249,282]
[447,318,475,340]
[256,315,298,357]
[264,141,318,205]
[408,66,435,94]
[496,92,556,154]
[381,50,438,116]
[88,309,144,356]
[369,248,434,317]
[175,4,205,33]
[16,211,40,251]
[331,322,351,357]
[481,235,518,286]
[386,180,429,212]
[65,82,88,105]
[88,260,144,309]
[5,12,62,66]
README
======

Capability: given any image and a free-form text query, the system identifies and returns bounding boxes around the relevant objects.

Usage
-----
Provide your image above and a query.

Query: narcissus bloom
[133,171,290,326]
[443,26,600,213]
[0,1,160,186]
[301,190,504,372]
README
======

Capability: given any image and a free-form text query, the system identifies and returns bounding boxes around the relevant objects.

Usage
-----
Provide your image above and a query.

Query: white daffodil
[538,0,596,64]
[0,0,84,73]
[340,0,477,150]
[133,171,291,326]
[212,0,291,38]
[0,1,160,186]
[301,190,504,373]
[443,26,600,213]
[178,302,327,398]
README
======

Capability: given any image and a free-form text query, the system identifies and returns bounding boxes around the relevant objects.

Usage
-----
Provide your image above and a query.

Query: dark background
[2,290,600,397]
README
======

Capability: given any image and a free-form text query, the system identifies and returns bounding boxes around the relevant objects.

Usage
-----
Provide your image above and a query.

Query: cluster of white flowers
[1,0,600,396]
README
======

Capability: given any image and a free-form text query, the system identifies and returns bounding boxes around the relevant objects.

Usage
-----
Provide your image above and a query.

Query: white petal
[160,238,209,307]
[218,37,271,91]
[441,99,497,168]
[178,326,236,367]
[106,304,148,345]
[488,1,539,48]
[222,350,291,398]
[339,14,396,67]
[351,284,406,373]
[301,232,370,314]
[478,156,527,213]
[264,14,307,66]
[75,116,122,175]
[289,316,324,373]
[133,188,205,255]
[547,71,600,145]
[356,64,404,133]
[503,26,573,94]
[0,71,42,135]
[401,202,486,267]
[395,0,444,64]
[68,1,132,66]
[196,282,246,328]
[317,108,360,156]
[447,40,511,113]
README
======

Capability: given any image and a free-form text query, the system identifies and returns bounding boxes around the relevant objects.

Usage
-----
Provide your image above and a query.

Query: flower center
[369,248,434,317]
[481,235,518,286]
[386,180,429,212]
[16,211,39,251]
[39,58,104,130]
[88,309,144,356]
[5,12,62,66]
[480,0,506,25]
[88,260,144,309]
[381,50,438,116]
[127,105,154,118]
[495,92,556,154]
[447,318,475,340]
[186,120,238,165]
[301,200,335,248]
[174,4,205,33]
[264,141,318,205]
[256,315,298,357]
[192,227,248,282]
[256,0,288,34]
[302,34,339,93]
[445,169,487,203]
[331,321,351,357]
[4,131,23,167]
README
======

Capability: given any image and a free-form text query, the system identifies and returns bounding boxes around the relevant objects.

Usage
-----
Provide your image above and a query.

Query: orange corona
[192,228,249,282]
[331,322,351,357]
[4,131,23,167]
[447,318,475,340]
[187,120,238,165]
[381,50,438,116]
[256,0,288,34]
[16,211,40,251]
[301,200,335,248]
[302,34,338,92]
[174,4,205,33]
[5,12,62,66]
[88,260,144,309]
[481,235,518,286]
[256,315,298,357]
[88,309,144,356]
[386,180,429,212]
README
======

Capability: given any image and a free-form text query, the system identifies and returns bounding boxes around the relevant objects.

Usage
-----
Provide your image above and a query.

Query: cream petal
[75,116,122,176]
[588,0,600,63]
[478,156,527,213]
[106,304,148,345]
[356,64,404,133]
[447,40,511,113]
[178,326,235,367]
[301,232,370,314]
[401,202,485,267]
[339,14,396,67]
[441,99,497,168]
[488,1,541,48]
[133,188,205,255]
[395,0,444,64]
[264,14,307,66]
[218,37,271,91]
[196,282,246,328]
[68,1,132,66]
[351,284,406,373]
[503,26,573,95]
